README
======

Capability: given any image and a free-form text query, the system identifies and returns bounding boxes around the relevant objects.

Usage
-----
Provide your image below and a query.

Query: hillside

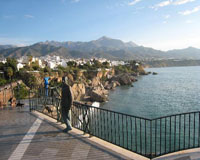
[0,37,200,60]
[144,59,200,68]
[0,45,16,50]
[166,47,200,59]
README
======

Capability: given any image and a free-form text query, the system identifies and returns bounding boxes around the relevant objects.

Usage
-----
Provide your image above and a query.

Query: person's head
[62,76,68,84]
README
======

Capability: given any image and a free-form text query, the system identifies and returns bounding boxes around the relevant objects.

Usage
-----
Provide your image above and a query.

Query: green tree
[67,61,77,67]
[31,61,40,70]
[19,71,37,88]
[6,67,13,80]
[28,55,33,63]
[0,62,4,70]
[0,78,7,86]
[43,66,51,73]
[14,84,29,99]
[23,64,32,71]
[102,61,110,68]
[6,58,17,73]
[93,59,102,68]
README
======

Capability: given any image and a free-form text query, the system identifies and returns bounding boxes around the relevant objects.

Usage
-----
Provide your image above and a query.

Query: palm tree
[6,67,13,80]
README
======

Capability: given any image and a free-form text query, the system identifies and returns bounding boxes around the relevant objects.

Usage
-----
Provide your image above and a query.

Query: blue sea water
[101,66,200,119]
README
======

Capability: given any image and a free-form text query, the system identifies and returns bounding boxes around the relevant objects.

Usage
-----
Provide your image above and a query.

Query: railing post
[29,88,31,111]
[28,89,200,159]
[150,120,152,159]
[83,107,87,134]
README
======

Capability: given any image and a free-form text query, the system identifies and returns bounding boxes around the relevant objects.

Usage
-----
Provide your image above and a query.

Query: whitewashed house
[48,61,57,69]
[17,63,24,71]
[0,59,7,64]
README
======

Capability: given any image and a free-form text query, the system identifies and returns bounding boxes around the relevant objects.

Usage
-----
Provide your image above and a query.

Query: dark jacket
[61,83,73,112]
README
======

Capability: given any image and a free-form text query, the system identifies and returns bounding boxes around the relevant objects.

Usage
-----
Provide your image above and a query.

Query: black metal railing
[29,87,62,121]
[29,87,200,159]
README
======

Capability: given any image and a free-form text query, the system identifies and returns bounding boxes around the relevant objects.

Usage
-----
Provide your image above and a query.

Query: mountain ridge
[0,37,200,60]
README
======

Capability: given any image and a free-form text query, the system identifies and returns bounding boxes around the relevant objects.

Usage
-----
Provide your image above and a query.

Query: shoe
[63,127,72,132]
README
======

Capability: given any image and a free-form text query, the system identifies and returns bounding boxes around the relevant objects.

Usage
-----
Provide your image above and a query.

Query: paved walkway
[154,150,200,160]
[0,105,131,160]
[1,104,200,160]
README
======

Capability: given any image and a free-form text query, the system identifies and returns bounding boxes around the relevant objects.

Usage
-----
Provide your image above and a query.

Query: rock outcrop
[89,90,108,102]
[45,66,145,104]
[91,77,101,87]
[105,81,120,90]
[71,83,85,101]
[152,72,158,75]
[111,73,137,85]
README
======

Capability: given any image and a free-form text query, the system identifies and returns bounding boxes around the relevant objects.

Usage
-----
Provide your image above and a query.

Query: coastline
[76,70,153,106]
[143,59,200,68]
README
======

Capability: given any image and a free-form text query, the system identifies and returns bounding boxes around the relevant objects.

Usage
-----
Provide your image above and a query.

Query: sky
[0,0,200,51]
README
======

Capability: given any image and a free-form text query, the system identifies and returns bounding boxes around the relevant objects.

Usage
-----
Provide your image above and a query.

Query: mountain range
[0,45,17,50]
[0,36,200,60]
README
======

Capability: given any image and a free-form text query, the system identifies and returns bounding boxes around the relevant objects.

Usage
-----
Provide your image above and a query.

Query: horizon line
[0,36,199,52]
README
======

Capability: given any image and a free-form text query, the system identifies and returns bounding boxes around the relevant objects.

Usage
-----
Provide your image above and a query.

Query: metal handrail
[29,87,200,159]
[73,101,151,121]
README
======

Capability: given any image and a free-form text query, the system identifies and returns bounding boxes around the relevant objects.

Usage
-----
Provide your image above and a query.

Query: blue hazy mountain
[0,37,200,60]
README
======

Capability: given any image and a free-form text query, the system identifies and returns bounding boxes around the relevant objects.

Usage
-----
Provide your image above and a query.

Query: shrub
[14,84,29,99]
[19,71,37,88]
[0,78,7,86]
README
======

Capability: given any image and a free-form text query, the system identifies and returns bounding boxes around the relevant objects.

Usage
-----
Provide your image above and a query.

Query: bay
[101,66,200,119]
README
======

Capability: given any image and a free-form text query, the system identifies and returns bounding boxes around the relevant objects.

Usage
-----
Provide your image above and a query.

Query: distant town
[0,56,131,71]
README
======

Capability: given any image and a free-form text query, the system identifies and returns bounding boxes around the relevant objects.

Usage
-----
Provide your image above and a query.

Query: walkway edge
[153,148,200,160]
[32,111,149,160]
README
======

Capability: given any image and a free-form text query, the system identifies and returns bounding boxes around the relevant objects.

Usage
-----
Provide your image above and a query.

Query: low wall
[0,80,22,107]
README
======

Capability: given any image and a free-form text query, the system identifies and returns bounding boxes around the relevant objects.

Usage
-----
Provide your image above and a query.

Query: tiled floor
[1,105,200,160]
[154,152,200,160]
[0,106,131,160]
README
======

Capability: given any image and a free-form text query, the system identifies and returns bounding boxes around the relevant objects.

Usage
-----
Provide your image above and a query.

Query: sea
[101,66,200,119]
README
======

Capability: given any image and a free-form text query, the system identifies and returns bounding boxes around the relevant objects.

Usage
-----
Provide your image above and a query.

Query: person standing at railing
[44,77,50,97]
[61,76,74,132]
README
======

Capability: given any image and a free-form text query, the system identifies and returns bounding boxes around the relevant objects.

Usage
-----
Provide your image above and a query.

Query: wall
[0,80,22,107]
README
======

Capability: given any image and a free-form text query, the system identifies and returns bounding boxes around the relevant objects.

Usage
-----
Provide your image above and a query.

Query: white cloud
[24,15,34,19]
[0,37,33,46]
[128,0,142,6]
[154,0,173,9]
[174,0,195,5]
[159,0,173,7]
[164,14,171,19]
[61,0,80,3]
[163,21,167,24]
[72,0,80,3]
[179,5,200,15]
[152,0,195,10]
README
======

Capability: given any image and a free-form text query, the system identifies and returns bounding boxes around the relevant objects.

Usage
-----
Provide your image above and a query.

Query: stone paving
[0,106,37,160]
[1,103,200,160]
[154,151,200,160]
[0,104,131,160]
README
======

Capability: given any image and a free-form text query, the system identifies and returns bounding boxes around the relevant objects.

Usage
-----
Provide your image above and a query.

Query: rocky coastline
[41,65,152,117]
[68,68,150,106]
[29,62,152,107]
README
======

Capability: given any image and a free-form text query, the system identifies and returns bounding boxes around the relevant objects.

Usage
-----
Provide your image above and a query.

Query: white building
[111,61,125,66]
[0,59,7,64]
[17,56,29,64]
[135,63,139,66]
[47,61,57,69]
[38,59,45,68]
[17,63,24,71]
[60,60,67,67]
